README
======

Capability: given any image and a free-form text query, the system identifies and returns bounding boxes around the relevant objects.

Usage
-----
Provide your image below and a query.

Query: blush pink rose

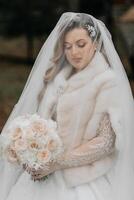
[11,127,22,140]
[14,139,27,151]
[37,149,51,163]
[31,121,48,135]
[47,139,58,152]
[6,147,18,164]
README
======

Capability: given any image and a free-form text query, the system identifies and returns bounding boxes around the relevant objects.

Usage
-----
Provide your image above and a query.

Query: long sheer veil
[1,12,134,200]
[92,15,134,200]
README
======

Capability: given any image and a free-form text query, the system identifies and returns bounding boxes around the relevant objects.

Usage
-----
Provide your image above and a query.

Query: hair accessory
[85,24,96,37]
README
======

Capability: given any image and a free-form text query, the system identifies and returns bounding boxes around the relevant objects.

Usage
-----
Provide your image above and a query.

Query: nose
[71,45,79,56]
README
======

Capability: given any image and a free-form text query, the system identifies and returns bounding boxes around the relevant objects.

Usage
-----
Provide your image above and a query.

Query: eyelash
[64,45,71,50]
[64,43,86,50]
[78,43,86,48]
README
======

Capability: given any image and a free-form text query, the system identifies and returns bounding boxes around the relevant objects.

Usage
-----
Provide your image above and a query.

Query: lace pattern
[54,113,116,170]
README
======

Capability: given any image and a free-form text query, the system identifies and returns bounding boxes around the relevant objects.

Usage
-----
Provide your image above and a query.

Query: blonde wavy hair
[38,14,103,103]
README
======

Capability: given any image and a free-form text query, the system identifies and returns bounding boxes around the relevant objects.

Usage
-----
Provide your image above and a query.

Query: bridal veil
[1,12,134,200]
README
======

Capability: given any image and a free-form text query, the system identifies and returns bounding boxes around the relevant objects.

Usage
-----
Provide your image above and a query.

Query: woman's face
[64,28,96,72]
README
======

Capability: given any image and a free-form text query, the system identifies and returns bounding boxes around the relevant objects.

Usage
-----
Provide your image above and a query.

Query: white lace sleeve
[53,113,116,170]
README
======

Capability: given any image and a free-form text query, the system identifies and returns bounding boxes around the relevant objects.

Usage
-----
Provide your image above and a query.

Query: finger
[30,169,42,176]
[28,166,34,173]
[25,166,30,173]
[32,170,51,179]
[32,173,42,178]
[31,175,40,181]
[22,164,26,170]
[23,163,29,170]
[26,166,33,174]
[31,174,40,179]
[32,172,47,179]
[32,169,44,175]
[33,175,44,181]
[31,168,36,172]
[31,176,37,182]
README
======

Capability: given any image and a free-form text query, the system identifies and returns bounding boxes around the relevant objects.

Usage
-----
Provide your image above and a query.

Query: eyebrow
[64,39,85,44]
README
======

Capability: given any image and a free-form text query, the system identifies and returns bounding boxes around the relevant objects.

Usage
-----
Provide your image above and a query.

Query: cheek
[82,45,91,58]
[86,43,93,52]
[84,43,95,56]
[64,51,71,61]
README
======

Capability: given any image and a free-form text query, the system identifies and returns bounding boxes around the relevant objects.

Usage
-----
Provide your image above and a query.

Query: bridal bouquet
[1,114,64,172]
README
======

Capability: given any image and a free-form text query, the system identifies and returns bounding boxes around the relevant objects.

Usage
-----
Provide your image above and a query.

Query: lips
[72,58,82,62]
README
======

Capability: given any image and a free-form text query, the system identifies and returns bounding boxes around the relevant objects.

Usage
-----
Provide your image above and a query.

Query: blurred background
[0,0,134,131]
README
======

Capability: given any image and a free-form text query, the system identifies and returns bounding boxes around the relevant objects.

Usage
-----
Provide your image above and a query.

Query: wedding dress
[0,12,134,200]
[0,100,115,200]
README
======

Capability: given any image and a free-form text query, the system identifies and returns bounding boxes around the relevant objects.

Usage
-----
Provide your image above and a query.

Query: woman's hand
[22,150,68,181]
[23,162,58,181]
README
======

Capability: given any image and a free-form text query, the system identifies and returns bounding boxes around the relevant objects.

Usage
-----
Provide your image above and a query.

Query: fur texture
[38,52,123,187]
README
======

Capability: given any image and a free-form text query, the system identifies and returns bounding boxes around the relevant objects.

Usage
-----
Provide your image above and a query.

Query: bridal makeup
[64,28,96,72]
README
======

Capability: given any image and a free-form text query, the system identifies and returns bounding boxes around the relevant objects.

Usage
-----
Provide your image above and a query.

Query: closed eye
[64,43,72,50]
[77,43,86,48]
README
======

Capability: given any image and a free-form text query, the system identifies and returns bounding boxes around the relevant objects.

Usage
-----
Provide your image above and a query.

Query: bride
[0,12,134,200]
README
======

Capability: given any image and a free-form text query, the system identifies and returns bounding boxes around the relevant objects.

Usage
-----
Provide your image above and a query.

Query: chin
[73,65,85,71]
[73,66,82,71]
